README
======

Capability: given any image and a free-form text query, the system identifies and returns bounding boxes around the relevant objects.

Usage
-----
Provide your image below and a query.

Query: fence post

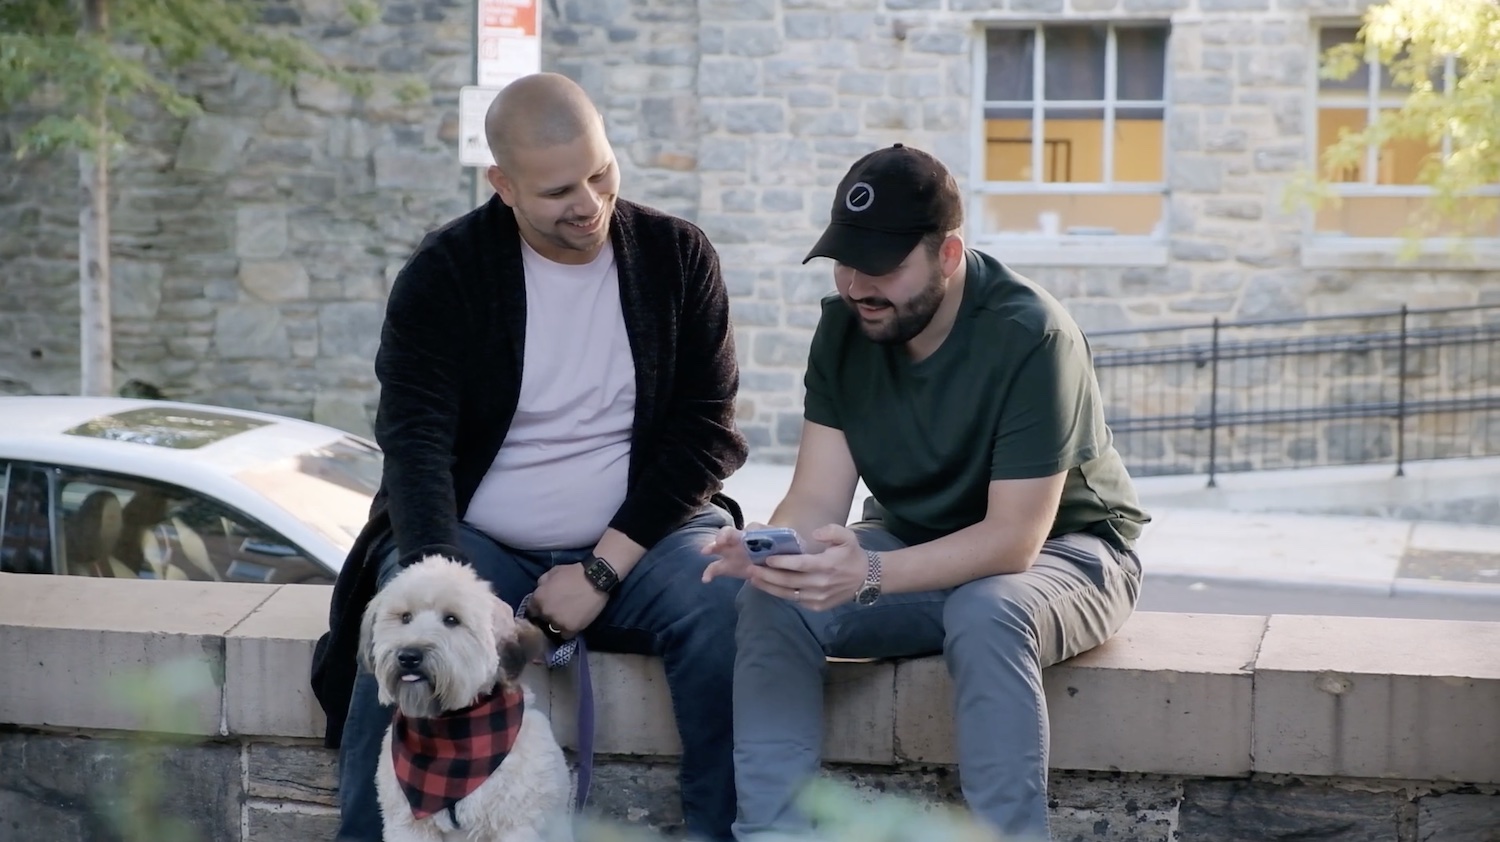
[1395,305,1408,477]
[1207,316,1220,488]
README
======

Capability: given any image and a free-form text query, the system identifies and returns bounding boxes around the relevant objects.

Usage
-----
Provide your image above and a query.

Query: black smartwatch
[583,555,619,594]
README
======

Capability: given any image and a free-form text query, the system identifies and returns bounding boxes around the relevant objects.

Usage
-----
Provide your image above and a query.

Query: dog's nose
[397,648,424,670]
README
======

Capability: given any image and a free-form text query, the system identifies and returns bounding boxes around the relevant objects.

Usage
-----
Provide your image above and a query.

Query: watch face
[854,584,880,606]
[585,558,617,592]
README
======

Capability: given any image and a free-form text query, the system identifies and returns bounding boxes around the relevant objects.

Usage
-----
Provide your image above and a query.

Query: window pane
[54,470,331,584]
[1315,197,1500,238]
[1,465,54,575]
[981,193,1165,237]
[1116,27,1168,101]
[1043,108,1104,182]
[1317,107,1368,182]
[986,29,1035,102]
[1044,25,1107,100]
[1376,109,1439,185]
[985,115,1034,181]
[1115,110,1164,182]
[1318,27,1369,95]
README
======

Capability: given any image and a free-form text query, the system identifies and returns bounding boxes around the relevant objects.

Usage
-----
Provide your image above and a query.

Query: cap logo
[844,182,874,212]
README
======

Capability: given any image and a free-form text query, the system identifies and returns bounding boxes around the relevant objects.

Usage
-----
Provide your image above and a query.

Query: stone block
[785,12,831,40]
[0,731,241,842]
[1050,773,1182,842]
[373,150,456,193]
[111,261,165,320]
[1253,615,1500,783]
[1204,198,1263,220]
[586,761,684,834]
[0,574,272,735]
[1048,613,1263,776]
[1240,271,1308,319]
[1170,239,1231,262]
[236,206,288,259]
[1171,157,1224,193]
[725,102,787,135]
[1254,146,1303,172]
[753,330,814,367]
[725,24,783,58]
[1181,779,1403,839]
[699,59,759,97]
[1201,0,1269,9]
[319,301,385,359]
[824,661,896,763]
[246,804,341,842]
[1174,76,1234,105]
[1417,794,1500,841]
[225,585,330,739]
[175,115,250,174]
[245,742,339,806]
[216,303,291,360]
[239,260,311,302]
[550,654,679,755]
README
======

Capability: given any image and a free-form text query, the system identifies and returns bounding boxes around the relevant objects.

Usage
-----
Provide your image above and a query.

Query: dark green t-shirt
[803,250,1150,550]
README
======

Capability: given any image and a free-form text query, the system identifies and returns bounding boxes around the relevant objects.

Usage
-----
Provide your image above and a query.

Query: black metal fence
[1090,303,1500,483]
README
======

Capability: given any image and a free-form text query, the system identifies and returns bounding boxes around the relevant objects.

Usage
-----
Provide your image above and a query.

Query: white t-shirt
[463,238,636,550]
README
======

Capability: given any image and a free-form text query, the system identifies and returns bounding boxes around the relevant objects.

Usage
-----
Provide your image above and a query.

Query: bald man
[311,73,749,841]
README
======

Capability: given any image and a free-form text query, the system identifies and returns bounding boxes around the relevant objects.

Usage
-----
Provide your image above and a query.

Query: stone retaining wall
[1,573,1497,840]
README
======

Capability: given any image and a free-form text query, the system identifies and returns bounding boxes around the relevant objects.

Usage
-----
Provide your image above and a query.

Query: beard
[518,199,614,259]
[843,267,946,345]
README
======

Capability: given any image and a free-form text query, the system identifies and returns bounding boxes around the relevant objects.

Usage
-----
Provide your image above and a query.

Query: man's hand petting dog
[529,563,608,640]
[702,524,868,612]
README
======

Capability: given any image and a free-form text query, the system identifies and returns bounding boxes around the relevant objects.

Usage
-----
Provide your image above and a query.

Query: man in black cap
[703,144,1150,841]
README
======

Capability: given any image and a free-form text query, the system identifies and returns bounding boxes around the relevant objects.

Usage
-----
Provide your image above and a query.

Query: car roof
[0,396,371,473]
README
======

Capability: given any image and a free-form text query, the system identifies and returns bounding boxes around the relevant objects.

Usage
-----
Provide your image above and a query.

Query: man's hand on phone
[704,523,868,612]
[700,522,764,583]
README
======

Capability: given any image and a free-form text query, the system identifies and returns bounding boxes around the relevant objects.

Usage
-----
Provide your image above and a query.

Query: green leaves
[0,0,408,159]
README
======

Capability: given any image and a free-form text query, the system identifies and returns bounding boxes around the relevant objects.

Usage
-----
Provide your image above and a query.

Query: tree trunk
[78,0,112,397]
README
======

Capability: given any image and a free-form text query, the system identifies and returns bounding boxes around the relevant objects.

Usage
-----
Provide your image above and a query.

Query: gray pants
[731,525,1143,842]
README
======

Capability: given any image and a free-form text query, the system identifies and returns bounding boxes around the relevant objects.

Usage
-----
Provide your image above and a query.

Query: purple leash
[517,594,594,810]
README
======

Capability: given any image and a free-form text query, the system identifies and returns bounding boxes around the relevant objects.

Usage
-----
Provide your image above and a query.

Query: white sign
[461,0,541,168]
[459,86,503,168]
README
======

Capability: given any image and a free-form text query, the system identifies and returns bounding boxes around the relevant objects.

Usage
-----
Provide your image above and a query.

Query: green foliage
[100,658,219,842]
[1310,0,1500,239]
[0,0,393,158]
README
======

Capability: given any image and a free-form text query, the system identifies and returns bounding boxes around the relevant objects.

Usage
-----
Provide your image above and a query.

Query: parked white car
[0,397,381,585]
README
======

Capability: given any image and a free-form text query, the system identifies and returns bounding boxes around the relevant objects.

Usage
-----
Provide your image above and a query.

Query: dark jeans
[336,505,739,841]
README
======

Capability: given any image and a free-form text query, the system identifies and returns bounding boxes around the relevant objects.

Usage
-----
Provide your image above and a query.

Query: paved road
[1139,575,1500,621]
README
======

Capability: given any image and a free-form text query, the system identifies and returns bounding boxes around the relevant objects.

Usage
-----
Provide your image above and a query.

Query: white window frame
[1304,23,1500,269]
[969,23,1171,267]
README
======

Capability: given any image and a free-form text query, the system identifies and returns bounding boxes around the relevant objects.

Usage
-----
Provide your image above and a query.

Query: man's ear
[939,233,965,277]
[501,620,549,682]
[487,165,514,206]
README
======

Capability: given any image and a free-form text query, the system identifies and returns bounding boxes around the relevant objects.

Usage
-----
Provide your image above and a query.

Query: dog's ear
[501,620,549,682]
[357,592,381,677]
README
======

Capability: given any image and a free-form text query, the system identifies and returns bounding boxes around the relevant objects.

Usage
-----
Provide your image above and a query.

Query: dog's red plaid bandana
[390,686,524,820]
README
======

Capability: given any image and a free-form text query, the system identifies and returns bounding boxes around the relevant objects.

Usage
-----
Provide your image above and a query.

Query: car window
[235,436,380,553]
[53,469,334,585]
[0,463,59,575]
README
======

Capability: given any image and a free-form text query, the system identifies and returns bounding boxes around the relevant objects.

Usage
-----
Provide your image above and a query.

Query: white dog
[360,556,572,842]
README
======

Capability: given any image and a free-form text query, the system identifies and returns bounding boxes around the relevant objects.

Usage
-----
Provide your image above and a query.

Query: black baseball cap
[803,143,964,276]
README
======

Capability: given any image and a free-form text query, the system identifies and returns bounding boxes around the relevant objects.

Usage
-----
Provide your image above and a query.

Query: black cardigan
[310,196,748,747]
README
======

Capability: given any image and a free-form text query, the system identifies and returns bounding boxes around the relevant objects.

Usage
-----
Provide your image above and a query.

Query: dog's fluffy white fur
[360,556,571,842]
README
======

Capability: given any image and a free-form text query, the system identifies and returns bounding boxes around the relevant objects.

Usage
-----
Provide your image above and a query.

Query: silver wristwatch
[853,550,882,606]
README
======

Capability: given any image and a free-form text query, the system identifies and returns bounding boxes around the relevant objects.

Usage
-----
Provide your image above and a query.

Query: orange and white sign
[476,0,540,89]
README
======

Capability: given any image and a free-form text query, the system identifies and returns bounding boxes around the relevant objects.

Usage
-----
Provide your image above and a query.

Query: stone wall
[5,729,1497,842]
[2,573,1498,841]
[3,0,1500,461]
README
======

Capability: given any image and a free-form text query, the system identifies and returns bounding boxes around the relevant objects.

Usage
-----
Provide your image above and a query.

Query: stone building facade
[3,0,1498,463]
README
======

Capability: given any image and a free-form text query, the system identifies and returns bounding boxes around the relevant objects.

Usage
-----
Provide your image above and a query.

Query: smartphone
[743,527,805,565]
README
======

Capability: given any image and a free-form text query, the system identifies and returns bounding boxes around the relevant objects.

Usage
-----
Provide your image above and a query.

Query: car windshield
[233,437,381,553]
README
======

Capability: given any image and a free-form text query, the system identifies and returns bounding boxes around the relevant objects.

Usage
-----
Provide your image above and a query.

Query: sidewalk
[720,463,1500,602]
